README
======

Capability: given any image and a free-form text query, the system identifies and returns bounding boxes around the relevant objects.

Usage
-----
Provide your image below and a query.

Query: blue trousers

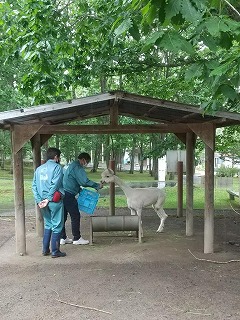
[61,191,81,241]
[40,201,64,233]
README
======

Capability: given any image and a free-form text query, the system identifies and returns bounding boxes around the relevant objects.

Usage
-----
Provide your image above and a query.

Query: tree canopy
[0,0,239,168]
[1,0,239,110]
[112,0,240,112]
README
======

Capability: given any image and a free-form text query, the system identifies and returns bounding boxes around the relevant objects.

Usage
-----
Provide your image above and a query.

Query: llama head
[101,168,115,184]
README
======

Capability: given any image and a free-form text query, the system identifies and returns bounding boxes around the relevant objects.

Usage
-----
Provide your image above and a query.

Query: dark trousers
[61,191,81,241]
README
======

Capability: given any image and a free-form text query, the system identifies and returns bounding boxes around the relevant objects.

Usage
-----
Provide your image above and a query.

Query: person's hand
[38,199,49,208]
[99,182,104,189]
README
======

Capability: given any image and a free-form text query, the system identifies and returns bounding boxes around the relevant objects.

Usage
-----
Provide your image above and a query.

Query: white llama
[101,169,167,235]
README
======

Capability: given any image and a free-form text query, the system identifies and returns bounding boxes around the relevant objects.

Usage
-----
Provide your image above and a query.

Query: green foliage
[215,166,239,177]
[112,0,240,112]
[158,30,195,55]
[0,0,239,168]
[0,55,29,111]
[1,0,105,103]
[1,0,237,115]
[1,0,238,111]
[216,126,240,165]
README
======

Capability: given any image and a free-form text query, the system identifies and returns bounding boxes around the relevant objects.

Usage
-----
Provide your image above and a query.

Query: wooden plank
[0,93,114,121]
[175,133,186,144]
[110,100,119,126]
[204,131,215,253]
[177,161,183,218]
[11,124,43,153]
[186,131,195,236]
[1,91,240,124]
[188,123,215,150]
[116,91,240,121]
[38,124,191,134]
[40,134,52,146]
[12,146,26,255]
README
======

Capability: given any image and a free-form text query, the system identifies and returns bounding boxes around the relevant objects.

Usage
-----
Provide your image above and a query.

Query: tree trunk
[152,157,158,180]
[100,75,107,93]
[55,135,60,149]
[129,135,136,174]
[104,135,111,168]
[139,141,144,173]
[92,137,102,172]
[0,149,5,169]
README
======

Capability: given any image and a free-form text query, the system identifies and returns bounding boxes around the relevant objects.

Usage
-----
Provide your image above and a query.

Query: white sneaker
[72,237,89,245]
[60,237,73,245]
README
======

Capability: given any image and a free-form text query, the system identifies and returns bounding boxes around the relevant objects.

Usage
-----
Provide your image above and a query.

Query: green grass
[0,167,239,210]
[97,185,236,209]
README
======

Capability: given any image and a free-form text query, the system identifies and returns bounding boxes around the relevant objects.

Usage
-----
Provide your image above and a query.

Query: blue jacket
[32,160,64,204]
[63,160,100,195]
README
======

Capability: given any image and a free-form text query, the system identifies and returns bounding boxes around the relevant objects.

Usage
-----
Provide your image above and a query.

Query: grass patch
[97,181,235,210]
[0,167,239,210]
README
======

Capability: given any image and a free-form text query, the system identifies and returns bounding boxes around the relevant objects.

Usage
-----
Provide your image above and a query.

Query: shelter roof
[0,90,240,130]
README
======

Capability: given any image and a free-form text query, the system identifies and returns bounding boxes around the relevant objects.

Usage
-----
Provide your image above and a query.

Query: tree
[216,126,240,166]
[1,0,129,103]
[111,0,240,112]
[0,0,239,167]
[0,0,222,109]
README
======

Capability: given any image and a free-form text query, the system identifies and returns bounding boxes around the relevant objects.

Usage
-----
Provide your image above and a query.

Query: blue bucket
[77,188,99,215]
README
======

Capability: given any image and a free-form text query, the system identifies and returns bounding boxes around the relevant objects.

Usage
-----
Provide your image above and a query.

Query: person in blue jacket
[32,147,66,258]
[60,152,103,245]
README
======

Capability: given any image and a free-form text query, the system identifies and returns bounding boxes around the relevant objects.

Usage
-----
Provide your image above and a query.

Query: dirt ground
[0,208,240,320]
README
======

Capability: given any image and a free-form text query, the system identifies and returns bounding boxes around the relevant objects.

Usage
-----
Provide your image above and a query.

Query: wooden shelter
[0,90,240,255]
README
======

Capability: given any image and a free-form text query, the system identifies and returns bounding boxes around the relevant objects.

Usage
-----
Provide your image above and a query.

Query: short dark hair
[78,152,91,162]
[46,147,61,160]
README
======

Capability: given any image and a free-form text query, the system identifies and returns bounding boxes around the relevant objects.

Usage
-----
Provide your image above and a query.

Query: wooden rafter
[11,124,43,154]
[188,123,215,150]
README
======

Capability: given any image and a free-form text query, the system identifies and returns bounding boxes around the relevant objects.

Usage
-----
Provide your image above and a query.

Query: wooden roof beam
[38,124,192,134]
[109,100,119,127]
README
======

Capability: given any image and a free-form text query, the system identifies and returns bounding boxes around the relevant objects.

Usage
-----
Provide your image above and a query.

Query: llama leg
[130,209,136,216]
[156,209,168,233]
[136,210,143,238]
[128,209,137,237]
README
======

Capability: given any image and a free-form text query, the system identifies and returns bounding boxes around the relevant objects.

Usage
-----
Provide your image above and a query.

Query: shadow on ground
[0,208,240,320]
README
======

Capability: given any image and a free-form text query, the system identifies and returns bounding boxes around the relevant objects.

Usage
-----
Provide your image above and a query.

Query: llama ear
[108,168,114,174]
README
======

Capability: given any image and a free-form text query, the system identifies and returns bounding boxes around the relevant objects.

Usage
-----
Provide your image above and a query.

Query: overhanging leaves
[157,30,195,55]
[185,62,203,80]
[114,18,133,37]
[165,0,182,22]
[180,0,203,24]
[217,84,238,101]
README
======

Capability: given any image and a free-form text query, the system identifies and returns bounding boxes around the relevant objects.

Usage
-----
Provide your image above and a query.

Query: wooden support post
[177,161,183,218]
[239,174,240,206]
[10,123,43,255]
[204,143,215,253]
[188,123,215,253]
[31,134,44,237]
[109,159,115,216]
[186,132,194,236]
[13,148,26,255]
